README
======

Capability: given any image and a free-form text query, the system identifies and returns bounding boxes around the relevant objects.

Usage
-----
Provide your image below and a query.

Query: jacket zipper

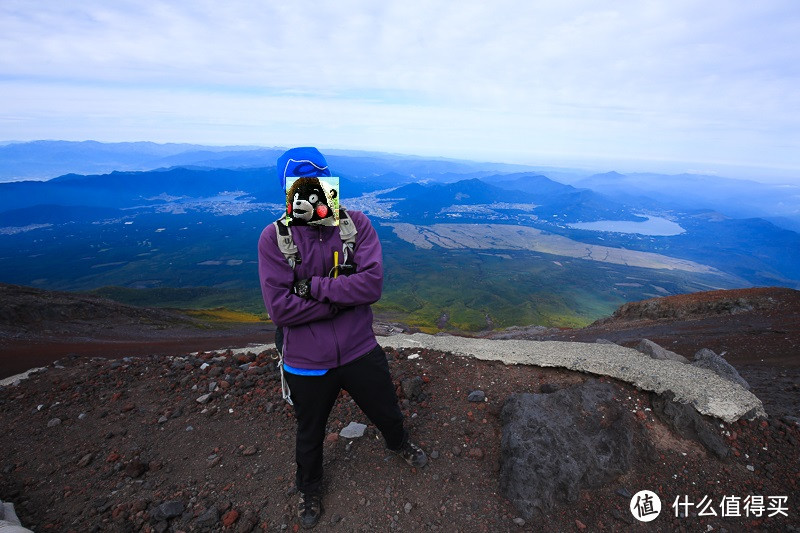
[333,321,341,367]
[317,226,342,366]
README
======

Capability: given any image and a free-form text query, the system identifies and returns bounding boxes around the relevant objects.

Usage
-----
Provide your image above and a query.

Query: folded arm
[311,212,383,307]
[258,226,339,327]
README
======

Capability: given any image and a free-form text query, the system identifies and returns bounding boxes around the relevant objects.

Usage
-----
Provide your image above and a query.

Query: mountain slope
[0,286,798,531]
[386,178,538,220]
[0,283,201,334]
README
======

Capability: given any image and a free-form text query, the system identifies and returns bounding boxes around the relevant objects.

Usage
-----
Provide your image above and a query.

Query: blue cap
[277,147,332,189]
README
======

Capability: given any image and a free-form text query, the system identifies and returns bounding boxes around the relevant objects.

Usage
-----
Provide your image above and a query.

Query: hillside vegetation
[1,143,799,331]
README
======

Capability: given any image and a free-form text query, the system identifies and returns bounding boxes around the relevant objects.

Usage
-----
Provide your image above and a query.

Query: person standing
[257,147,427,529]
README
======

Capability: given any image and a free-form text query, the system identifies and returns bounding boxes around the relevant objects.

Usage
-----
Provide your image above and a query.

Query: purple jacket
[257,210,383,369]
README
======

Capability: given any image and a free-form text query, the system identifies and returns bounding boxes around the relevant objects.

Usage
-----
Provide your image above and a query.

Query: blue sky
[1,0,799,181]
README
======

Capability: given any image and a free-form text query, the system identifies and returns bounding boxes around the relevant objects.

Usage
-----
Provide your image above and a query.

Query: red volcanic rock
[222,509,239,527]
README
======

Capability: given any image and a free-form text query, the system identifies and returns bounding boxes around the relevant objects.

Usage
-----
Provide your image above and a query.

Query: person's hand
[330,263,357,277]
[292,278,312,299]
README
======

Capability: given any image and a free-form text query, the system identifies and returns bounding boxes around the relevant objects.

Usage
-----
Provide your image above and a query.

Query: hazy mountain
[667,213,800,286]
[0,167,273,212]
[324,152,537,179]
[576,171,800,231]
[379,172,645,224]
[0,204,123,226]
[488,173,574,195]
[247,175,376,204]
[0,140,263,181]
[384,178,538,220]
[150,148,286,169]
[355,172,419,189]
[376,182,428,199]
[483,173,643,222]
[0,140,540,183]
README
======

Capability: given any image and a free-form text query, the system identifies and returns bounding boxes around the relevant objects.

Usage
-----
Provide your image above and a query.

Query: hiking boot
[395,440,428,468]
[297,491,323,529]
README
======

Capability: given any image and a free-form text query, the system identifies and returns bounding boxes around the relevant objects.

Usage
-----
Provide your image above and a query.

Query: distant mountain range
[0,140,267,181]
[0,167,275,213]
[0,140,798,331]
[0,140,538,182]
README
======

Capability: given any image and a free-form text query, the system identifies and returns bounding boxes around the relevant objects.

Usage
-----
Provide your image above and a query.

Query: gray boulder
[500,379,636,519]
[692,348,750,390]
[636,339,690,363]
[650,391,729,459]
[0,499,35,533]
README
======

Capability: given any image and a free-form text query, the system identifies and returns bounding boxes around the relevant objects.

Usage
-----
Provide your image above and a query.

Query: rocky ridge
[593,287,797,324]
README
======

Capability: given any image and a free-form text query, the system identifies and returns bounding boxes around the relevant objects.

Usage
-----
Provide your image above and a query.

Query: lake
[567,215,685,236]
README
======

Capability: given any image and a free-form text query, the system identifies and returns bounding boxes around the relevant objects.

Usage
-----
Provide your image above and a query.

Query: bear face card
[285,176,340,226]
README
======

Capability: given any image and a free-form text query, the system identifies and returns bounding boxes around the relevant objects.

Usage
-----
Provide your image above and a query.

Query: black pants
[284,345,406,494]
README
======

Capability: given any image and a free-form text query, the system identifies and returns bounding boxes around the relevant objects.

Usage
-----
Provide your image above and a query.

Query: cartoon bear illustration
[286,177,338,226]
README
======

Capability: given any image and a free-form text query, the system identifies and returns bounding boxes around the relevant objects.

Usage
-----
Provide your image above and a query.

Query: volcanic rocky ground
[0,285,799,532]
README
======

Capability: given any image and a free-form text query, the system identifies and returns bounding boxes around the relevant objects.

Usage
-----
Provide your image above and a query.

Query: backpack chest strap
[273,208,358,270]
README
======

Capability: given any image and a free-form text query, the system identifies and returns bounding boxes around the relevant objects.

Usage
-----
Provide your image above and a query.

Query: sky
[1,0,799,181]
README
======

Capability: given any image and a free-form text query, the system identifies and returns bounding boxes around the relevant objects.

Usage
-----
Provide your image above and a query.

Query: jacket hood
[277,147,332,189]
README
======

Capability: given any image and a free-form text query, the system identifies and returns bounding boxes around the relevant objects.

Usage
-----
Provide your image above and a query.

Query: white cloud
[1,0,799,178]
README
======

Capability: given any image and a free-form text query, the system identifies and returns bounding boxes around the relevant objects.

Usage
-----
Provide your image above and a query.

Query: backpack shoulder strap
[338,207,357,245]
[338,207,358,265]
[272,215,301,269]
[273,210,356,270]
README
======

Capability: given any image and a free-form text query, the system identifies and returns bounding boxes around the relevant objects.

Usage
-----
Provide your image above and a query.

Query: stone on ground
[467,390,485,402]
[499,379,636,518]
[636,339,690,363]
[339,422,367,439]
[401,376,424,401]
[692,348,750,390]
